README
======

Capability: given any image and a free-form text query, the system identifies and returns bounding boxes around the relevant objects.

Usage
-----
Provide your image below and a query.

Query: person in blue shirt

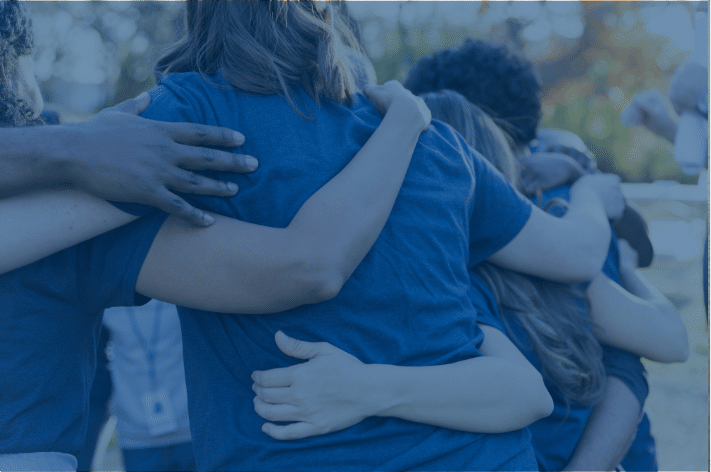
[0,3,442,470]
[131,3,627,471]
[3,2,618,471]
[404,38,665,471]
[252,90,688,472]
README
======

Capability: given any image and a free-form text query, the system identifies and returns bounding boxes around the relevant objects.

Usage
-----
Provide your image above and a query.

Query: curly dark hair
[0,0,40,127]
[404,39,541,149]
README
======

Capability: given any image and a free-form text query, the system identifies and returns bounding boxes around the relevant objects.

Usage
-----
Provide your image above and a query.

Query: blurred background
[26,1,708,471]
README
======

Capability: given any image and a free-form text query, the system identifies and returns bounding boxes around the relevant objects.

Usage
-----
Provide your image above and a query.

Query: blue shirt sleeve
[77,212,170,311]
[601,344,649,406]
[467,146,533,266]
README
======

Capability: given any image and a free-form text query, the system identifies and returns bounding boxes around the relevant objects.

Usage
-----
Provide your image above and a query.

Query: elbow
[533,372,555,421]
[655,312,690,363]
[294,248,347,304]
[572,232,610,283]
[517,369,553,425]
[667,328,690,363]
[312,268,347,302]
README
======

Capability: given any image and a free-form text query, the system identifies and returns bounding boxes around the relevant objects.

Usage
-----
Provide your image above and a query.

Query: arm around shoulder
[136,82,430,314]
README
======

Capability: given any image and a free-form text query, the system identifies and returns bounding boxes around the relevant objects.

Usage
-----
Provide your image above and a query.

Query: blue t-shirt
[474,186,652,471]
[138,71,535,471]
[0,216,167,458]
[470,271,594,472]
[538,187,656,471]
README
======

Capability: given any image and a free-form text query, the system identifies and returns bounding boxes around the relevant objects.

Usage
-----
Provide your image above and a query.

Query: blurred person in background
[102,301,195,472]
[622,0,708,320]
[405,39,663,472]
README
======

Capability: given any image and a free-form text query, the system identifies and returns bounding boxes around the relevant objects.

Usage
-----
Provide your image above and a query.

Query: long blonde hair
[155,0,362,116]
[423,90,605,405]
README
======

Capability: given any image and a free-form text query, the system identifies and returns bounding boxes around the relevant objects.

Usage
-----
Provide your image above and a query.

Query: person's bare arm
[487,174,622,283]
[564,377,642,472]
[0,93,255,227]
[250,326,553,440]
[586,241,689,363]
[136,82,431,313]
[0,188,138,274]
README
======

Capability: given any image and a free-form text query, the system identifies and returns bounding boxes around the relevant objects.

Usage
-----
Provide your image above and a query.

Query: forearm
[369,357,552,433]
[0,126,72,197]
[563,185,612,278]
[488,199,610,284]
[286,98,424,289]
[0,187,137,274]
[137,100,426,313]
[565,377,641,471]
[587,271,689,362]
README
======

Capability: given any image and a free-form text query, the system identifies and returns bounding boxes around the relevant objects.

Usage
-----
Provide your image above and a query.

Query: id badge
[142,388,179,436]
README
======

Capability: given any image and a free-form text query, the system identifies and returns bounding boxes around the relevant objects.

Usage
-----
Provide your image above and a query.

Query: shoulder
[143,72,232,124]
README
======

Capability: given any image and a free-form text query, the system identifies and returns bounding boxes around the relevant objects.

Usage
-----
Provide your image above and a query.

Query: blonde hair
[421,90,519,189]
[423,90,605,406]
[155,0,363,117]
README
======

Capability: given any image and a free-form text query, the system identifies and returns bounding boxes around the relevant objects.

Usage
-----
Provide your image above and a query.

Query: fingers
[168,122,245,148]
[253,397,301,423]
[169,169,240,197]
[149,188,215,227]
[252,367,293,388]
[275,331,327,360]
[262,421,318,441]
[111,92,152,115]
[252,384,294,405]
[176,144,258,173]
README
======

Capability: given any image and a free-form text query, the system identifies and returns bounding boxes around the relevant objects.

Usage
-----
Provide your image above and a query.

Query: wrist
[19,126,75,185]
[367,364,403,419]
[387,96,428,134]
[47,124,90,186]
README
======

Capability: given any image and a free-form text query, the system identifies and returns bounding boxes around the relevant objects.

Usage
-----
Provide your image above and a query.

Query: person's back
[140,71,535,471]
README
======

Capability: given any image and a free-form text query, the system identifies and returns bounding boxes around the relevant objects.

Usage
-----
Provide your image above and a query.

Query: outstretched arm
[251,327,553,440]
[0,188,137,274]
[136,81,430,313]
[488,174,622,283]
[586,241,689,363]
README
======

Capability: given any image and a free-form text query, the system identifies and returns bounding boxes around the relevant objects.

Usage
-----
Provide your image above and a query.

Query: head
[155,0,363,116]
[405,39,541,152]
[420,89,519,189]
[0,0,42,127]
[475,263,606,406]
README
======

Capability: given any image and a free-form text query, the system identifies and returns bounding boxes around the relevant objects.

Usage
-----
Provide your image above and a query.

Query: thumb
[275,331,325,360]
[111,92,151,115]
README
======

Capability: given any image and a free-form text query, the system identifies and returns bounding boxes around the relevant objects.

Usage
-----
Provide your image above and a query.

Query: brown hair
[155,0,363,117]
[423,90,605,405]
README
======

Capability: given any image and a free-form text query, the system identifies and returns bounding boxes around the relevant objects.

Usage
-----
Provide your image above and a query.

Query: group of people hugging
[0,1,692,471]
